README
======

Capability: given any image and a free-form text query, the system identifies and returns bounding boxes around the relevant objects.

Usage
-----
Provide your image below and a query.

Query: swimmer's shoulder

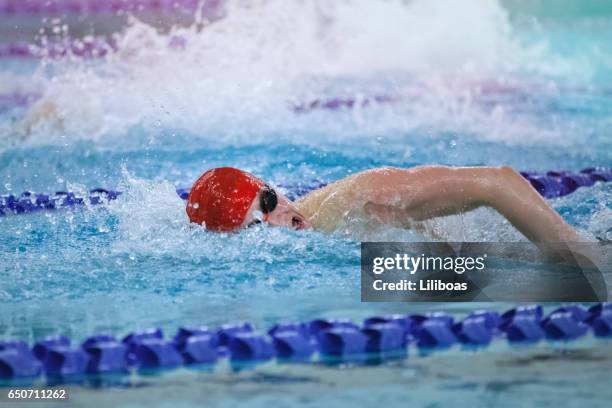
[294,167,417,218]
[294,172,369,218]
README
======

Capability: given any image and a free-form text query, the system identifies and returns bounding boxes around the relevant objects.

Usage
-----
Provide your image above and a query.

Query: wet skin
[239,165,588,264]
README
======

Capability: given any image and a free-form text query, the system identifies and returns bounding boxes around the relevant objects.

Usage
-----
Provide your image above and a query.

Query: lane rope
[1,168,611,217]
[1,303,611,384]
[0,0,207,16]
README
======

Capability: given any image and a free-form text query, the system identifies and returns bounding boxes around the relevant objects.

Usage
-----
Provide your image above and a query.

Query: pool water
[0,0,612,406]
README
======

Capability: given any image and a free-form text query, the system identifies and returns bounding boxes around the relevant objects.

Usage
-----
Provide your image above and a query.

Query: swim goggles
[248,185,278,227]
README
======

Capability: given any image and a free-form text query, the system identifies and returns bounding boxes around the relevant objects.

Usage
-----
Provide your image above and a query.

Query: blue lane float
[520,168,612,198]
[228,333,275,362]
[32,336,70,361]
[452,316,494,345]
[0,188,121,216]
[0,342,41,379]
[268,323,317,360]
[43,347,89,377]
[270,331,316,360]
[592,312,612,337]
[541,312,589,340]
[318,327,369,356]
[1,168,611,217]
[2,303,611,385]
[82,337,128,374]
[414,319,457,348]
[362,323,406,352]
[505,315,545,342]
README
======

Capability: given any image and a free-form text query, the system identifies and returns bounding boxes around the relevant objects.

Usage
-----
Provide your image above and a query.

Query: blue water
[1,0,612,406]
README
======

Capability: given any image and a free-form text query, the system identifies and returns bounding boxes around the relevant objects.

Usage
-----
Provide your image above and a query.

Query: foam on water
[1,0,610,149]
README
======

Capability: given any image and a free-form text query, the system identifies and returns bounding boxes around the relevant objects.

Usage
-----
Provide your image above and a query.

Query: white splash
[1,0,599,148]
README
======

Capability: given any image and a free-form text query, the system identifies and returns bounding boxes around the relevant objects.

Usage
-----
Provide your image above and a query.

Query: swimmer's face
[242,187,311,230]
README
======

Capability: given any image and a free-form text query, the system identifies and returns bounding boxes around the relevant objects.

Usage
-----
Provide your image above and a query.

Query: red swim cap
[186,167,265,231]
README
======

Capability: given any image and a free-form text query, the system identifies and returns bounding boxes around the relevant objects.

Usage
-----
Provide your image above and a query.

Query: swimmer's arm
[361,166,582,247]
[17,99,62,137]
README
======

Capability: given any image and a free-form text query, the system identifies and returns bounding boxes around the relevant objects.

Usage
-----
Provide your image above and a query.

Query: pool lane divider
[1,168,611,217]
[0,0,206,16]
[1,303,611,384]
[0,38,118,59]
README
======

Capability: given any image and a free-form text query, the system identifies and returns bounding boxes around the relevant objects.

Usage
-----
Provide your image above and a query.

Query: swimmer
[15,99,64,139]
[187,166,589,263]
